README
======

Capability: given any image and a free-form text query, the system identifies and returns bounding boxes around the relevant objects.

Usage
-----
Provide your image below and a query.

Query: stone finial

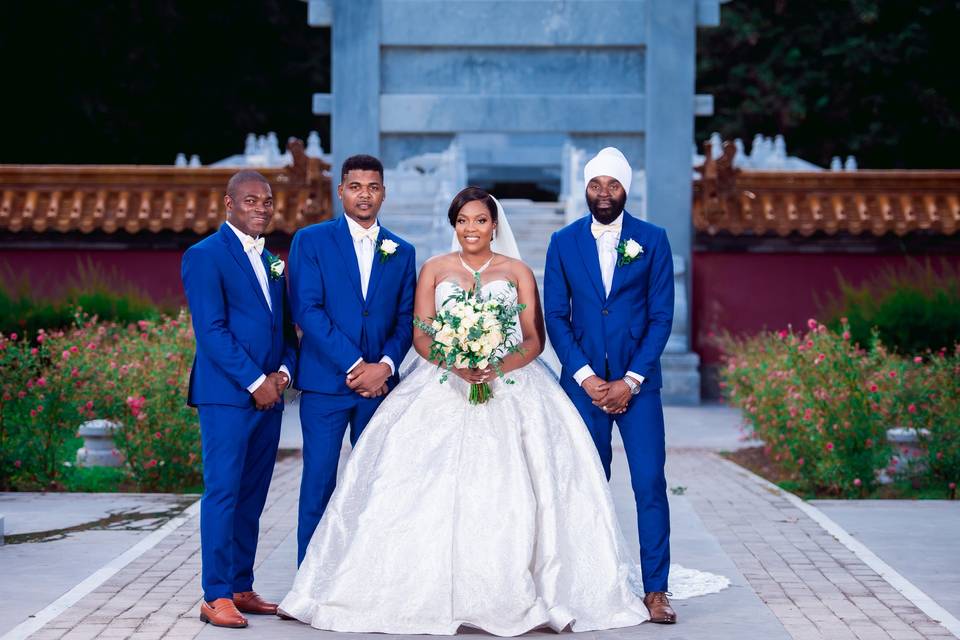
[76,419,123,467]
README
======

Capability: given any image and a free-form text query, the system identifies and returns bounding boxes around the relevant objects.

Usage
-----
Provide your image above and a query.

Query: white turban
[583,146,632,195]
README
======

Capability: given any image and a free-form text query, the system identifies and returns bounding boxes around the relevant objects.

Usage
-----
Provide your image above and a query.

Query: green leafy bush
[0,260,167,336]
[820,261,960,355]
[720,319,959,497]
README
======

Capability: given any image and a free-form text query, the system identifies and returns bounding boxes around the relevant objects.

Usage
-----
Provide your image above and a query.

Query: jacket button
[362,310,369,317]
[602,309,609,316]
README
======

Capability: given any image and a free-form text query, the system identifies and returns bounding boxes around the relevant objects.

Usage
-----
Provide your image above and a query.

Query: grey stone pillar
[329,0,381,215]
[644,0,701,404]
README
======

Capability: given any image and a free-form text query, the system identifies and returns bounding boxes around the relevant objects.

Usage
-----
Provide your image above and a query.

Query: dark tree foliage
[0,1,329,164]
[697,1,960,169]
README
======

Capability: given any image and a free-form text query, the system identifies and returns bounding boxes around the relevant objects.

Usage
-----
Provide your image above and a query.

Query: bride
[279,187,724,635]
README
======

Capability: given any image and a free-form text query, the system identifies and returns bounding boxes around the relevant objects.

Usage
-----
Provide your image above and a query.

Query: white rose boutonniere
[378,238,399,263]
[616,238,644,266]
[266,253,285,280]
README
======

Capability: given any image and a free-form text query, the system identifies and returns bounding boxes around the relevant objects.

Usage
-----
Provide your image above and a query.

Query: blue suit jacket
[288,216,416,394]
[181,223,298,408]
[544,211,674,391]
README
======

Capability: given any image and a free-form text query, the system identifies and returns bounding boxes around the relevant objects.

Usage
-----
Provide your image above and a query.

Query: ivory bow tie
[591,221,622,240]
[241,235,265,255]
[350,225,380,242]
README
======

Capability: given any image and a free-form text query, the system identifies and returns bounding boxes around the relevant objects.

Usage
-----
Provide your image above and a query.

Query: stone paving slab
[0,493,194,537]
[811,500,960,623]
[668,452,956,639]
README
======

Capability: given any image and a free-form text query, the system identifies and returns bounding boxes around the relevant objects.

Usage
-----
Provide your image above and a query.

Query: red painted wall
[1,250,188,306]
[692,252,960,365]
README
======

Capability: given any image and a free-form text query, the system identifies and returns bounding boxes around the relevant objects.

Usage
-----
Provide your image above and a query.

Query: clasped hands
[346,361,392,398]
[251,371,290,410]
[450,365,496,385]
[581,375,633,415]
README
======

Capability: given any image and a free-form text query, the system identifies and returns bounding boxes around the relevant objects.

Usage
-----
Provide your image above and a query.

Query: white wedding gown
[280,280,727,635]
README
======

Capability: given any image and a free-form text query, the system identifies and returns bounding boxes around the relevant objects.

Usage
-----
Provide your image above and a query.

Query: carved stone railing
[0,138,333,236]
[693,141,960,237]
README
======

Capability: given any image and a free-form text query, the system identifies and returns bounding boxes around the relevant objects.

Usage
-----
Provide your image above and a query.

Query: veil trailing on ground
[448,195,562,376]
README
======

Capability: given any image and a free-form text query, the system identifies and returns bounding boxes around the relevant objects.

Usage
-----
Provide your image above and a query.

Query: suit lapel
[574,216,606,302]
[608,212,638,299]
[364,227,389,303]
[332,216,364,303]
[220,224,271,316]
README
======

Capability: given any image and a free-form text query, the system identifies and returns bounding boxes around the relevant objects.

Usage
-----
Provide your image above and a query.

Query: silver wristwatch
[622,376,641,395]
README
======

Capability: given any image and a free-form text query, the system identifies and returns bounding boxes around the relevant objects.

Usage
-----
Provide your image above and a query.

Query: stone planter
[877,426,930,484]
[76,419,124,467]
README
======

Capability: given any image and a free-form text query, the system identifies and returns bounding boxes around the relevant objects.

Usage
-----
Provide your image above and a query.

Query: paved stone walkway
[668,451,954,640]
[14,441,957,639]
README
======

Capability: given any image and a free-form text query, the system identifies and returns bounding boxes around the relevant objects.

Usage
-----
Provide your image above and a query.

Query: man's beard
[586,192,627,225]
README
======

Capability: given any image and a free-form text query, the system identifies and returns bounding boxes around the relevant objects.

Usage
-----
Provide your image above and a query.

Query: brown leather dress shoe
[200,598,248,628]
[644,592,677,624]
[233,591,279,615]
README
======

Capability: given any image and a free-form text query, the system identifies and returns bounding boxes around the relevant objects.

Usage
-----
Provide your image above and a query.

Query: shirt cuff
[625,371,645,385]
[573,365,596,386]
[246,373,267,394]
[346,357,364,374]
[278,365,292,387]
[379,356,395,376]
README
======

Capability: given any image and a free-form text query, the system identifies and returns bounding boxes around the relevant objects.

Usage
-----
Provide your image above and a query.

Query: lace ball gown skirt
[279,358,651,635]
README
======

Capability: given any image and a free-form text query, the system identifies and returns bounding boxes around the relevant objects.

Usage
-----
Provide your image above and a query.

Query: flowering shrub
[720,319,959,497]
[896,346,960,495]
[0,312,200,492]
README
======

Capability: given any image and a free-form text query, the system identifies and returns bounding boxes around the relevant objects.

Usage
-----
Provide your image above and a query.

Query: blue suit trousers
[296,391,383,565]
[198,404,281,602]
[564,381,671,593]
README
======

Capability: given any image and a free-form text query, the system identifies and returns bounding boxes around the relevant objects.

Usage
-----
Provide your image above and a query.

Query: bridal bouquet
[414,275,526,404]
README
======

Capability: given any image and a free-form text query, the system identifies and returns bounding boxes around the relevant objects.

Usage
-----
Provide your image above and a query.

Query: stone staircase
[498,199,567,286]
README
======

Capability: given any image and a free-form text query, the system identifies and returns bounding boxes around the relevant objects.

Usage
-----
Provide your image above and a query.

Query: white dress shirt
[344,215,395,376]
[225,221,291,393]
[572,214,645,389]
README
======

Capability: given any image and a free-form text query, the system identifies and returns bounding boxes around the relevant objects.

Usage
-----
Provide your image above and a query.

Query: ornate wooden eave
[0,138,332,236]
[693,141,960,237]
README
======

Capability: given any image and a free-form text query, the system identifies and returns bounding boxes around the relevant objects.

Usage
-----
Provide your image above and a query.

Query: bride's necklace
[458,252,494,275]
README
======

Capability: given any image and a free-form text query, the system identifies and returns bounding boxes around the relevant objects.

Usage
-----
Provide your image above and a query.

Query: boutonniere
[616,238,644,266]
[378,238,399,263]
[266,253,285,280]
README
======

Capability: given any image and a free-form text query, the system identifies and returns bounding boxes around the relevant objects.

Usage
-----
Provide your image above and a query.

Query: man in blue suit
[289,154,416,565]
[182,170,298,628]
[544,148,677,624]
